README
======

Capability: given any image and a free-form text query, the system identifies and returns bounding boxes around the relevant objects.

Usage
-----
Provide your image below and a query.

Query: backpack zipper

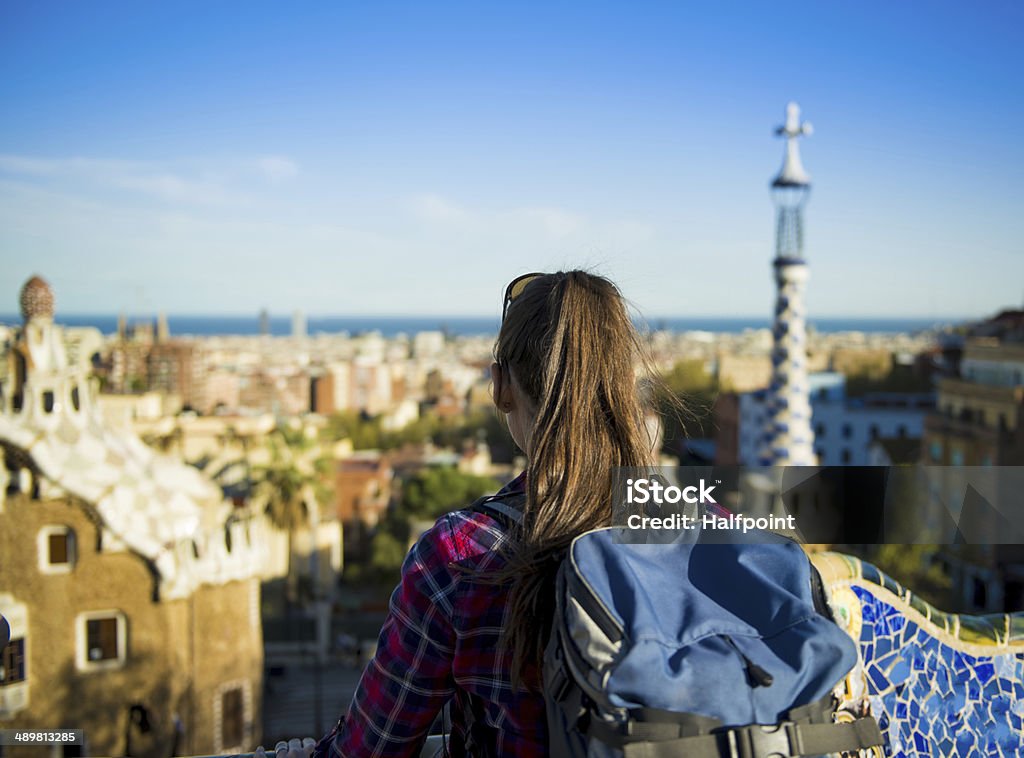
[722,635,774,688]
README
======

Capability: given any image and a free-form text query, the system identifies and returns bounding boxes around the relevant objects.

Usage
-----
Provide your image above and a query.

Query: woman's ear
[491,362,513,413]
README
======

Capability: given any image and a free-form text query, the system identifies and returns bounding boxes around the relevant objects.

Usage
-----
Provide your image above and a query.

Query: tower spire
[758,102,816,467]
[773,102,813,188]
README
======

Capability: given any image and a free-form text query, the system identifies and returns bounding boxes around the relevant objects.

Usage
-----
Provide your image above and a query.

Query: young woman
[311,271,660,757]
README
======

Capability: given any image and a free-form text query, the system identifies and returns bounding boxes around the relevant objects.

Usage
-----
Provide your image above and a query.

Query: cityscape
[2,3,1023,757]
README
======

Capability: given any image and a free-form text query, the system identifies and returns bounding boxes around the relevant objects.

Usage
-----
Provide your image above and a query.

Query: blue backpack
[470,494,884,757]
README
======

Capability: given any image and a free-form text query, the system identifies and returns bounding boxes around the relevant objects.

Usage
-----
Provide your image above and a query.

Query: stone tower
[758,103,817,466]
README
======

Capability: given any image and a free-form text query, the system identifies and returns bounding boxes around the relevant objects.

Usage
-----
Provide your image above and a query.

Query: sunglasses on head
[502,272,545,322]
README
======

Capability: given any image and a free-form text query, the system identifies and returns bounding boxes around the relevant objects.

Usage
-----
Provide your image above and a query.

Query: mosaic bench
[814,552,1024,757]
[213,553,1024,758]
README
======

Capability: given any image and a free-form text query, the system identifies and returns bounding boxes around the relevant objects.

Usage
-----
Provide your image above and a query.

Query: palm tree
[255,436,314,607]
[255,424,340,604]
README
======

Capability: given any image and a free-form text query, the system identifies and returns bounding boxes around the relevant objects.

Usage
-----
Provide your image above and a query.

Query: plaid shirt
[313,473,547,757]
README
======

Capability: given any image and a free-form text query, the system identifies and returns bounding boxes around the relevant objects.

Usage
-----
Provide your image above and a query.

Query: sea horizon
[0,313,969,338]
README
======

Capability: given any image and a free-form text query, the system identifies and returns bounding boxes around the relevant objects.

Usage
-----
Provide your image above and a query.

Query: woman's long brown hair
[494,270,658,688]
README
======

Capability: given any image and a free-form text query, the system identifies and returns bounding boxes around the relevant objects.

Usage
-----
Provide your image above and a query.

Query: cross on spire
[773,102,812,188]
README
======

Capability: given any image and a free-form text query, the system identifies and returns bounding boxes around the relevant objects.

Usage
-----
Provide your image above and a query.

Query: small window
[841,424,852,439]
[841,449,852,464]
[38,526,76,574]
[76,611,127,671]
[71,386,81,412]
[869,425,879,440]
[50,533,69,563]
[222,687,244,748]
[951,449,964,466]
[897,425,907,438]
[814,423,825,438]
[87,618,119,661]
[0,638,26,685]
[42,391,55,413]
[930,440,942,462]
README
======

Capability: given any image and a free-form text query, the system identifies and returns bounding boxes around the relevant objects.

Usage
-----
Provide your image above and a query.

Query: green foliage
[255,427,332,532]
[324,411,385,449]
[354,466,500,586]
[658,358,719,443]
[845,365,933,398]
[323,407,514,459]
[370,531,407,575]
[400,466,499,520]
[662,359,716,395]
[256,458,308,531]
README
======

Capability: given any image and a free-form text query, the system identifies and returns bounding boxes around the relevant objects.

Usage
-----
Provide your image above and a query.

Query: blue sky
[1,1,1021,318]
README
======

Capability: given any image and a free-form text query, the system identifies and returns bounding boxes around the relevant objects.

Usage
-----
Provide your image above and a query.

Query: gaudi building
[0,276,268,757]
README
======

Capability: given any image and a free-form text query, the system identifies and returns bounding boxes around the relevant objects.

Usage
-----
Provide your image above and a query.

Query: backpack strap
[459,688,495,758]
[609,710,883,758]
[584,694,882,758]
[469,491,526,527]
[808,561,836,622]
[612,716,883,758]
[454,490,526,757]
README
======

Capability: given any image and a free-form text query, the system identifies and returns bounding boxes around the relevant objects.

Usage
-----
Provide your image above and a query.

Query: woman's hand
[253,737,317,758]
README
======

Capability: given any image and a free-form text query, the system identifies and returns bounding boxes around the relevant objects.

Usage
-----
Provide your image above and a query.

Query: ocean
[0,314,962,337]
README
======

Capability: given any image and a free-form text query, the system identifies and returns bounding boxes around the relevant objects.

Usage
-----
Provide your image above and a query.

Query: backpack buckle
[725,722,796,758]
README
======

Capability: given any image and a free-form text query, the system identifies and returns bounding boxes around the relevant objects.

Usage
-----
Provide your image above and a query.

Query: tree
[324,410,383,449]
[254,435,319,605]
[400,467,498,519]
[357,467,499,586]
[657,359,719,448]
[257,456,309,533]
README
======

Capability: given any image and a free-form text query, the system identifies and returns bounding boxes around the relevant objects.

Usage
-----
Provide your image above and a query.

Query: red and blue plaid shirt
[313,473,546,757]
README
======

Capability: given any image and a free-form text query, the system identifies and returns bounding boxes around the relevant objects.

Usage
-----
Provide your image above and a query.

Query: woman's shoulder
[417,473,526,565]
[415,503,511,568]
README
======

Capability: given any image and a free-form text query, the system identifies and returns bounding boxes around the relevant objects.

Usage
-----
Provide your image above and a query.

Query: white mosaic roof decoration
[1,281,266,599]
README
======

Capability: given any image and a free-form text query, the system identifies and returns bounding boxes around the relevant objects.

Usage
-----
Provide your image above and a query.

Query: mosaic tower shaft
[759,103,816,466]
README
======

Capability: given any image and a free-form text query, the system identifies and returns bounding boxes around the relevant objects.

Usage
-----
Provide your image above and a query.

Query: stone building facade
[0,276,267,757]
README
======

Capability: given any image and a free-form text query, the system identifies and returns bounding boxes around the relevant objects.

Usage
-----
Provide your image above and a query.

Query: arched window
[11,353,26,413]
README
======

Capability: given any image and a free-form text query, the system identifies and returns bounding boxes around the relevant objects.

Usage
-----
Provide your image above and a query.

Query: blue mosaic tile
[877,637,893,658]
[955,730,975,752]
[850,585,1024,757]
[888,655,912,685]
[977,662,995,684]
[913,731,929,753]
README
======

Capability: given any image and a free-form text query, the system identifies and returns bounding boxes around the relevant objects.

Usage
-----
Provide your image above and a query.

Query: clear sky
[1,1,1021,318]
